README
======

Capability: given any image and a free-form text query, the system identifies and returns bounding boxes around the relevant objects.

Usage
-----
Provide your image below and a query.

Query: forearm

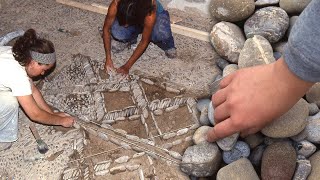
[103,0,117,66]
[17,95,65,126]
[124,39,149,69]
[123,11,155,70]
[31,83,53,113]
[103,27,112,63]
[31,110,66,125]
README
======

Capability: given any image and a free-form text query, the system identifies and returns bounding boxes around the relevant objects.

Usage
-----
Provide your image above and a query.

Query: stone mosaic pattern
[0,111,84,179]
[0,54,198,179]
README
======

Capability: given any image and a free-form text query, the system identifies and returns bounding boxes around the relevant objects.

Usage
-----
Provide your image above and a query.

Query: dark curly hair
[12,29,55,66]
[117,0,155,26]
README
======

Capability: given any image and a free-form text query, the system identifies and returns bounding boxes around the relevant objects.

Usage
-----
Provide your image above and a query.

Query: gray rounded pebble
[255,0,279,6]
[217,158,259,180]
[196,98,211,112]
[217,133,239,151]
[209,75,222,94]
[293,140,316,158]
[192,126,212,145]
[290,129,308,142]
[244,7,289,43]
[272,41,287,54]
[208,101,214,125]
[209,0,255,22]
[181,143,222,177]
[210,21,246,63]
[305,118,320,143]
[308,103,319,116]
[307,111,320,123]
[306,83,320,107]
[293,157,312,180]
[249,144,267,166]
[199,107,210,126]
[287,16,299,38]
[309,151,320,179]
[273,52,282,60]
[222,141,250,164]
[264,137,290,145]
[222,64,238,77]
[244,133,265,149]
[279,0,312,15]
[238,35,275,68]
[216,57,230,71]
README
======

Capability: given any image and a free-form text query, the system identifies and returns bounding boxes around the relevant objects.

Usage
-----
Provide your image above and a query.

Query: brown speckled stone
[261,141,296,180]
[261,98,308,138]
[244,7,289,43]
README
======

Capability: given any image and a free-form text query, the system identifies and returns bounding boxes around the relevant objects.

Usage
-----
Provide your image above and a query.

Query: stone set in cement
[1,53,202,179]
[40,54,200,179]
[179,0,320,179]
[0,111,85,179]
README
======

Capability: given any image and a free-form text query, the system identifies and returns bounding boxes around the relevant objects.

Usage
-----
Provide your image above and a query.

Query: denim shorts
[111,10,175,51]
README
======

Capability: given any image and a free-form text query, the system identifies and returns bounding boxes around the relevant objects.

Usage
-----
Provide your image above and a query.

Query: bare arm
[17,94,75,127]
[31,82,71,117]
[117,10,156,75]
[207,57,314,142]
[103,0,118,71]
[31,82,53,113]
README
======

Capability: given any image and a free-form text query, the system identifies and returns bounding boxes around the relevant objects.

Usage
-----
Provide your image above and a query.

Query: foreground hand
[116,65,130,76]
[105,65,116,75]
[207,58,314,142]
[104,60,115,74]
[60,116,76,128]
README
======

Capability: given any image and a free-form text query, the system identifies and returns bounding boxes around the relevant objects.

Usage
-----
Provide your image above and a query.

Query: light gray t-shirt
[284,0,320,82]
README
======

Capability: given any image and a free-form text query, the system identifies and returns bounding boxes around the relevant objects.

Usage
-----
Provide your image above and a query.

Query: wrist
[273,58,314,97]
[123,63,131,70]
[106,58,112,62]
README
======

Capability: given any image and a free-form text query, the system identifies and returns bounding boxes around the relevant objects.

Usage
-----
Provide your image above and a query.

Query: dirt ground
[0,0,221,179]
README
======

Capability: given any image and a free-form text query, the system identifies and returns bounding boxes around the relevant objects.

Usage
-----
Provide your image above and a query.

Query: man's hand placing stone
[207,58,314,142]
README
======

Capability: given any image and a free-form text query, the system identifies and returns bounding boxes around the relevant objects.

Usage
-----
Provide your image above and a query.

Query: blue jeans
[111,10,175,51]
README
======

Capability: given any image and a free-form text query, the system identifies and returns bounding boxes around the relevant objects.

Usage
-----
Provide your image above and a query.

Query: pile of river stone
[179,0,320,179]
